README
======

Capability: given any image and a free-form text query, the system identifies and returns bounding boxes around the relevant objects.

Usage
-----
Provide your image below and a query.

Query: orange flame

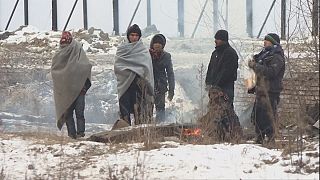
[183,128,201,136]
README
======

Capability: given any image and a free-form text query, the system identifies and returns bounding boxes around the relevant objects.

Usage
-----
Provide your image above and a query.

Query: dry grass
[0,167,5,180]
[197,86,243,144]
[0,131,71,145]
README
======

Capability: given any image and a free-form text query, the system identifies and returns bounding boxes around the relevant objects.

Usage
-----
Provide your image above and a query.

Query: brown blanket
[51,40,92,130]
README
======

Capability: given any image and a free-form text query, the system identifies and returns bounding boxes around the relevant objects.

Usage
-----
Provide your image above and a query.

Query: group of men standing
[51,24,285,145]
[205,29,285,144]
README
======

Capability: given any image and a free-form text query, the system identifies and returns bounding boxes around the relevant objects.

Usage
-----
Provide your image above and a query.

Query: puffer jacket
[253,45,285,94]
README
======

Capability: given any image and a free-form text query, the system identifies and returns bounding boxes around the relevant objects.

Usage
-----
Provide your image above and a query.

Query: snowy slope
[0,133,319,179]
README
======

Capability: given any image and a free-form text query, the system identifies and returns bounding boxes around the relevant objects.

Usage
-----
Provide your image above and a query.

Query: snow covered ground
[0,133,319,179]
[0,26,319,179]
[0,26,205,132]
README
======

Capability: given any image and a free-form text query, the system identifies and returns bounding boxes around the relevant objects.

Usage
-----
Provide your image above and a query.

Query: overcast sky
[0,0,309,38]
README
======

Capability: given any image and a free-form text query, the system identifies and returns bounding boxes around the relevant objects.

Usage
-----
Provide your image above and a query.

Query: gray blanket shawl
[114,40,154,98]
[51,40,92,130]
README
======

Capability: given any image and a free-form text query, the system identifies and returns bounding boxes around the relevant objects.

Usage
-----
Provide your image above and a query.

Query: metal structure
[225,0,229,30]
[52,0,58,31]
[312,0,319,36]
[147,0,151,26]
[5,0,20,30]
[178,0,185,37]
[113,0,119,35]
[191,0,209,38]
[127,0,142,30]
[1,0,294,39]
[246,0,253,37]
[257,0,276,38]
[24,0,29,26]
[281,0,286,40]
[83,0,88,30]
[213,0,219,33]
[63,0,79,31]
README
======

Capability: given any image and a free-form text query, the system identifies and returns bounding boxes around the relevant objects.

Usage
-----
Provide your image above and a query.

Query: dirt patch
[0,132,71,145]
[262,157,280,165]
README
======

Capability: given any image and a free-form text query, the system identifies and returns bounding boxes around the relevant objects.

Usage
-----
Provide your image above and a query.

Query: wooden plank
[88,124,196,143]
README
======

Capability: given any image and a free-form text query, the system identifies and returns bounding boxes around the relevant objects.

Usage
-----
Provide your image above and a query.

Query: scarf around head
[60,31,73,45]
[149,49,163,60]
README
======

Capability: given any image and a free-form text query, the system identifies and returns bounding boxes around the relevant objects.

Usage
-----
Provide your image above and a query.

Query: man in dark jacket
[248,33,285,144]
[205,30,238,108]
[149,34,175,122]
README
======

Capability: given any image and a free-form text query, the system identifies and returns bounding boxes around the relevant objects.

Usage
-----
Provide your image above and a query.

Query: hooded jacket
[150,34,175,96]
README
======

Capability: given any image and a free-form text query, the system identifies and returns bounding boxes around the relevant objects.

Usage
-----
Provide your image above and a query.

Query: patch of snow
[80,39,90,51]
[0,136,318,179]
[0,112,23,118]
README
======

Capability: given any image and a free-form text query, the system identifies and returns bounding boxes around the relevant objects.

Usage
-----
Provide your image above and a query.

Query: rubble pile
[0,25,119,55]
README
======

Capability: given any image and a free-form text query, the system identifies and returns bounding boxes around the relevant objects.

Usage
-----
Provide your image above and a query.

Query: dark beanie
[264,33,280,45]
[214,30,228,41]
[150,34,166,48]
[126,24,142,41]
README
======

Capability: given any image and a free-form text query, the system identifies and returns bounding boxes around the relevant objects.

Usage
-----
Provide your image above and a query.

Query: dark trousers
[65,95,86,137]
[220,82,235,109]
[119,80,142,124]
[154,92,166,122]
[253,93,280,139]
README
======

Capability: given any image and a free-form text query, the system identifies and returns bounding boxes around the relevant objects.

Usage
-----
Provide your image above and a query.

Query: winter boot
[255,134,264,144]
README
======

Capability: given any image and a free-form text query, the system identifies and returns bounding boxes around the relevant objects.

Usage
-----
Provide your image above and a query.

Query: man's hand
[223,94,229,101]
[248,60,256,69]
[205,85,212,91]
[247,86,256,94]
[167,93,174,101]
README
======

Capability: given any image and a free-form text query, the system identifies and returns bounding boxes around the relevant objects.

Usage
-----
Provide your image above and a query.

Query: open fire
[183,128,202,137]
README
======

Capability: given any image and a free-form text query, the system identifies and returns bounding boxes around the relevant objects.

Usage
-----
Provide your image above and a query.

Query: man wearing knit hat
[126,24,142,43]
[149,34,175,122]
[248,33,285,144]
[114,24,154,126]
[205,30,239,109]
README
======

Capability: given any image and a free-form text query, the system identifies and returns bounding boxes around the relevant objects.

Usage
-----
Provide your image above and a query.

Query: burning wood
[183,128,201,137]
